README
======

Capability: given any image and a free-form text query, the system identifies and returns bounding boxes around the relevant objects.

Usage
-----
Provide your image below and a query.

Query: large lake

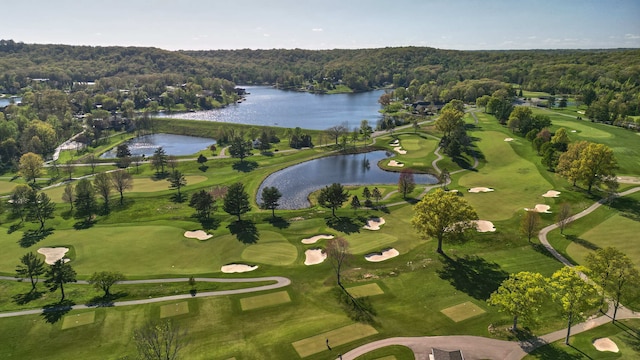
[158,86,385,130]
[257,151,438,209]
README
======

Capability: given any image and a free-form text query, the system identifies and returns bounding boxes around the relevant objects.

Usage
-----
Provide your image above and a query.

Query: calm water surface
[100,133,215,158]
[158,86,385,130]
[257,151,438,209]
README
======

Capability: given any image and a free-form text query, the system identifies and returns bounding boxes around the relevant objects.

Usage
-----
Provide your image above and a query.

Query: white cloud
[624,33,640,39]
[263,33,270,37]
[312,28,323,32]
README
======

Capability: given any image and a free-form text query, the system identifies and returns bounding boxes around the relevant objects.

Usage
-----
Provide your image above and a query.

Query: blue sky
[4,0,639,50]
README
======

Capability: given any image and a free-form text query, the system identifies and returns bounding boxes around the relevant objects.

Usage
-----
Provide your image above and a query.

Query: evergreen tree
[223,182,250,221]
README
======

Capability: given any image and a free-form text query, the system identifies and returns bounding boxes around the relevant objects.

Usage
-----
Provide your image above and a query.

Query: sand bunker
[504,137,514,142]
[474,220,496,232]
[184,230,213,240]
[468,187,494,193]
[221,264,258,273]
[388,160,404,167]
[364,217,386,230]
[365,248,399,262]
[593,338,619,352]
[301,234,334,244]
[389,140,400,146]
[542,190,561,198]
[525,204,551,213]
[37,247,70,265]
[393,146,407,155]
[304,249,327,265]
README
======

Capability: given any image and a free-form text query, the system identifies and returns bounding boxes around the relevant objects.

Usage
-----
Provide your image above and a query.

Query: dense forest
[1,39,639,170]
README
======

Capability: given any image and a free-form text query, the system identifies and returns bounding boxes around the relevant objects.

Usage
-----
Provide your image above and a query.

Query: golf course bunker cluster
[364,217,386,230]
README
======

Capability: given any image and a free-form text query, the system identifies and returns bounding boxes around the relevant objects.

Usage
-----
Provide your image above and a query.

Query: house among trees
[430,348,464,360]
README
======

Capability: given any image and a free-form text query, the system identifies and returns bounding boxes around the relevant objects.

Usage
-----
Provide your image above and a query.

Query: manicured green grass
[346,283,384,298]
[441,301,486,322]
[355,345,415,360]
[522,90,552,98]
[240,290,291,311]
[241,243,298,265]
[458,115,555,220]
[160,301,190,318]
[130,175,208,192]
[524,319,640,359]
[292,323,379,358]
[61,311,95,329]
[0,179,17,194]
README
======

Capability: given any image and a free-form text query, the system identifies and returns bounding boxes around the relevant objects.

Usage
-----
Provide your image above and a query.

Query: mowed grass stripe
[292,323,378,358]
[160,302,189,318]
[346,283,384,298]
[61,312,95,329]
[441,301,486,322]
[240,291,291,311]
[241,243,298,265]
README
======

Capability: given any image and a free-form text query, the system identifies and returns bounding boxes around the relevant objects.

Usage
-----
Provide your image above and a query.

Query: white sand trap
[364,217,386,230]
[304,249,327,265]
[221,264,258,273]
[389,140,400,146]
[525,204,551,213]
[393,146,407,154]
[593,338,619,352]
[365,248,399,262]
[474,220,496,232]
[388,160,404,167]
[571,130,577,132]
[468,187,494,193]
[37,247,70,265]
[301,234,334,244]
[504,137,514,142]
[542,190,561,198]
[184,230,212,240]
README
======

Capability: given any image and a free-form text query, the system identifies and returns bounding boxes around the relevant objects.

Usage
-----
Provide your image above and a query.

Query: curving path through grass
[340,186,640,360]
[0,276,291,318]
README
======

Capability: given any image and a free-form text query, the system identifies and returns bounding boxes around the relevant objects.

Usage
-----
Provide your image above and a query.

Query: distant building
[430,348,464,360]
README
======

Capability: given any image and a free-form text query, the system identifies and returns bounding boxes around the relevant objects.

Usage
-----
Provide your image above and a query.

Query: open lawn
[441,301,486,322]
[355,345,414,360]
[292,323,379,358]
[240,290,291,311]
[346,283,385,298]
[160,301,190,318]
[61,311,96,329]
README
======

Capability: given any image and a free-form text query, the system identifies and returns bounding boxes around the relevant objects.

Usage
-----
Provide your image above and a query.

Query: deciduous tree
[585,247,640,321]
[549,266,599,345]
[398,168,416,199]
[488,271,547,331]
[318,183,349,217]
[223,182,250,221]
[326,237,351,287]
[110,169,133,205]
[520,210,541,243]
[15,252,46,292]
[577,143,617,193]
[62,183,75,210]
[557,203,572,234]
[93,172,113,211]
[88,271,125,297]
[557,141,589,187]
[134,320,187,360]
[19,152,43,184]
[411,189,478,255]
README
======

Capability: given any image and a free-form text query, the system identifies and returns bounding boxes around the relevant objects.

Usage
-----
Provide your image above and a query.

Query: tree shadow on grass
[8,223,22,234]
[86,291,128,307]
[73,219,95,230]
[611,196,640,222]
[325,216,362,235]
[526,344,583,360]
[232,160,258,173]
[198,217,221,231]
[198,165,209,172]
[19,228,53,248]
[12,290,44,305]
[565,234,600,251]
[265,216,290,229]
[170,193,186,203]
[436,254,508,300]
[41,299,75,324]
[227,219,259,244]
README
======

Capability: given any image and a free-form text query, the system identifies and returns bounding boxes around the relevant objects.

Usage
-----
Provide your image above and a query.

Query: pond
[256,151,438,209]
[100,133,215,158]
[157,86,385,130]
[0,97,21,107]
